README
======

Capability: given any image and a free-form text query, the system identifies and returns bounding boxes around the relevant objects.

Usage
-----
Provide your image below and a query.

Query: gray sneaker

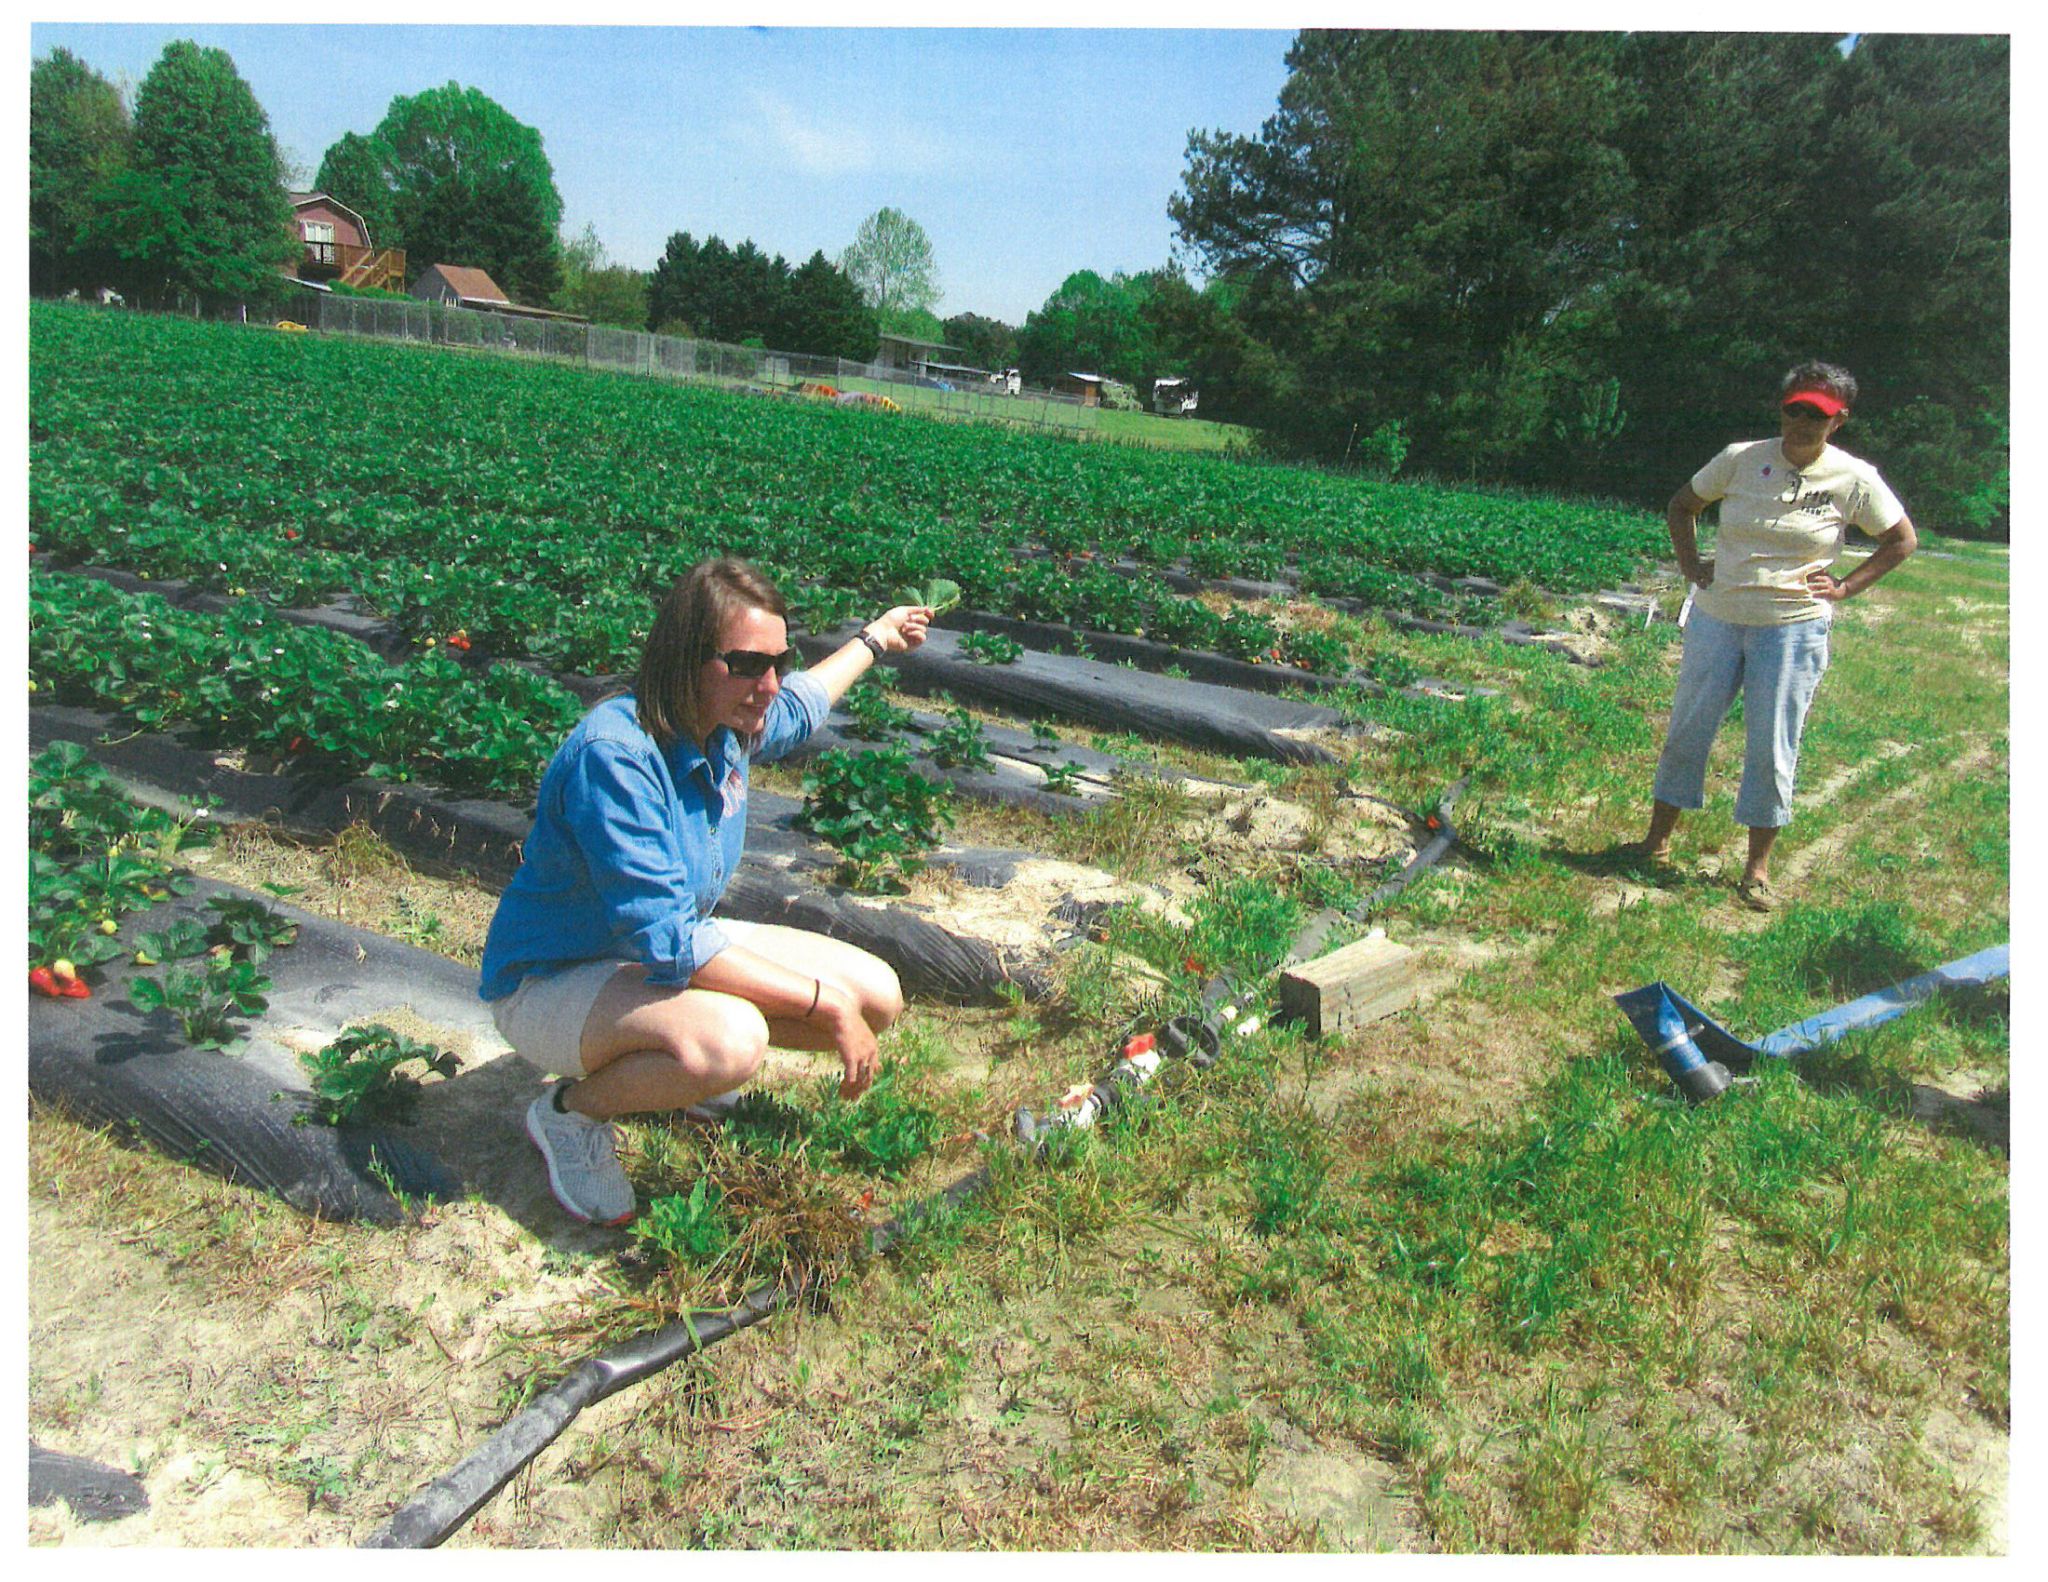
[524,1083,636,1226]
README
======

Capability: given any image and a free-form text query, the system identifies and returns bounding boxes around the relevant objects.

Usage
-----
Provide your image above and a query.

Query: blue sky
[28,21,1296,324]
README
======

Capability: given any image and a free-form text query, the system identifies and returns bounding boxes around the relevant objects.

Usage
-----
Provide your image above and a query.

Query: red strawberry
[29,966,60,997]
[60,978,91,999]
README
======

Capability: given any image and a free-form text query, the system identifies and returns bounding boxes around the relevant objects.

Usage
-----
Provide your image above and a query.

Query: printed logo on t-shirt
[720,764,746,818]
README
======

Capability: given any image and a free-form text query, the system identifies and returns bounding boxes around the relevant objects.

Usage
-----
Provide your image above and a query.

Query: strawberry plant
[1041,761,1084,796]
[957,630,1025,665]
[204,896,298,965]
[29,300,1664,695]
[298,1023,457,1127]
[129,950,272,1051]
[788,581,868,636]
[31,570,582,800]
[132,917,211,967]
[891,577,963,614]
[27,742,208,978]
[928,702,993,773]
[796,746,954,892]
[1280,626,1352,674]
[838,675,916,743]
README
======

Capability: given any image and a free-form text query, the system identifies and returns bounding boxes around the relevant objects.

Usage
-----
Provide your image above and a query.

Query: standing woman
[1634,362,1917,910]
[481,557,932,1225]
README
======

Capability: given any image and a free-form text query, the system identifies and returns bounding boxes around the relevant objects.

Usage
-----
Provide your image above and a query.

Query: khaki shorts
[487,923,773,1079]
[487,958,628,1080]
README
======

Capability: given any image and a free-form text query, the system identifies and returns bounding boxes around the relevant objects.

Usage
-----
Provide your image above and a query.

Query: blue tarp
[1616,943,2009,1077]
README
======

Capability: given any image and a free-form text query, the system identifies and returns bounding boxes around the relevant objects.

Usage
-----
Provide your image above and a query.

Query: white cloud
[742,87,949,179]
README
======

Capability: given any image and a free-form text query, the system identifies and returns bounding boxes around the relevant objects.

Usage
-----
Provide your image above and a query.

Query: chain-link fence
[308,292,1098,436]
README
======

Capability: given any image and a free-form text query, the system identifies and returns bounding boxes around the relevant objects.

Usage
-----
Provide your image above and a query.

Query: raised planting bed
[797,626,1385,766]
[37,559,1295,809]
[28,705,1058,1006]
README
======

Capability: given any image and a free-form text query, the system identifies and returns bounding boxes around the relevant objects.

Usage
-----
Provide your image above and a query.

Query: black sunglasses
[1782,403,1833,422]
[715,647,799,680]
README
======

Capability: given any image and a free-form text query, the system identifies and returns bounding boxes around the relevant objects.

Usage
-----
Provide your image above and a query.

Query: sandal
[1736,877,1781,913]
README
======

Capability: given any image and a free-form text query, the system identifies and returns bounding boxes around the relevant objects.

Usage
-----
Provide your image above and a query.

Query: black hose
[360,1162,992,1548]
[1281,775,1467,968]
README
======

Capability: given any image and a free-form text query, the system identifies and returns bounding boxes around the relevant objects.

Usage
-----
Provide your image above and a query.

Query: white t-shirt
[1689,439,1907,626]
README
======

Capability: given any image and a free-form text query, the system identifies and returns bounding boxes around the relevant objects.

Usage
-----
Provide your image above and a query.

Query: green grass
[1089,408,1257,453]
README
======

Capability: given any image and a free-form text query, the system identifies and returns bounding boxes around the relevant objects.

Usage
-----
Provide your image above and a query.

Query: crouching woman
[480,557,932,1225]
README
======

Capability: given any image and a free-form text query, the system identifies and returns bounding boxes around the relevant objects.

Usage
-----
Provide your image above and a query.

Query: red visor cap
[1782,389,1847,416]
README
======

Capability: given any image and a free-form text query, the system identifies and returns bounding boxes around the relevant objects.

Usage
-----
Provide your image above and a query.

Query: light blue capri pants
[1652,608,1830,829]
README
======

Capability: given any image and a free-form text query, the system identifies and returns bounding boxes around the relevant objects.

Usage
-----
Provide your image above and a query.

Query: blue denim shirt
[478,674,828,1002]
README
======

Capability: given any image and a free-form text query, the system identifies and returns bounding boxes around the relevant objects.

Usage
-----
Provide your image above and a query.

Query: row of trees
[314,84,565,306]
[644,232,876,356]
[33,39,917,356]
[1164,30,2009,530]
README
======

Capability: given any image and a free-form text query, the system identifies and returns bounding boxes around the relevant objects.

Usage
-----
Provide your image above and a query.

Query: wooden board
[1275,933,1419,1040]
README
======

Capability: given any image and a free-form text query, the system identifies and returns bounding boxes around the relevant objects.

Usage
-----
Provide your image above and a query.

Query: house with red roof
[412,264,586,322]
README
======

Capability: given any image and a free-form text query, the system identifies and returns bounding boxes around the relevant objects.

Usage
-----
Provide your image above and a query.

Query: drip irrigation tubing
[361,1165,992,1547]
[1279,775,1469,969]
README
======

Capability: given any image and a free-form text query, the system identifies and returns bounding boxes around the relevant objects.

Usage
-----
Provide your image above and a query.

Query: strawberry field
[29,302,1661,675]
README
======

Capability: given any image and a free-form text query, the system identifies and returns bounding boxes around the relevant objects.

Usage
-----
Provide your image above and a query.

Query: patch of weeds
[725,1062,942,1181]
[610,1132,868,1310]
[1510,1396,1609,1551]
[298,1022,457,1127]
[633,1178,736,1268]
[1072,774,1190,881]
[1291,855,1365,915]
[277,1452,354,1511]
[1368,650,1424,689]
[1112,871,1303,983]
[324,819,403,885]
[1244,1107,1335,1239]
[1498,577,1558,624]
[386,893,445,949]
[1729,899,1942,1028]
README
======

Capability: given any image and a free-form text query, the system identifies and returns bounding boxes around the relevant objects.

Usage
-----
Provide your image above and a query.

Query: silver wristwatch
[858,628,887,660]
